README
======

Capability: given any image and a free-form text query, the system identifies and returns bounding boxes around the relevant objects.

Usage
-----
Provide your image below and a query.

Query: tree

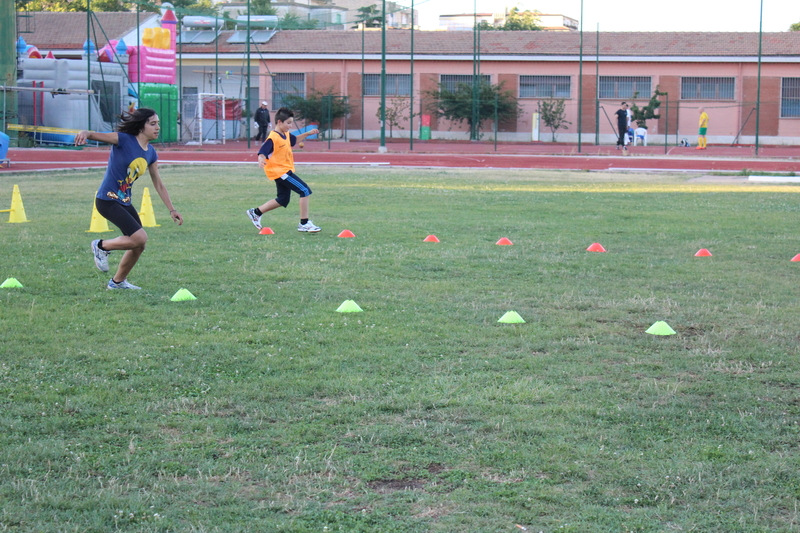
[16,0,132,11]
[353,4,382,28]
[630,87,665,128]
[501,7,542,31]
[376,96,412,138]
[790,22,800,31]
[282,90,351,140]
[424,80,521,140]
[536,99,571,141]
[280,12,319,29]
[249,0,277,16]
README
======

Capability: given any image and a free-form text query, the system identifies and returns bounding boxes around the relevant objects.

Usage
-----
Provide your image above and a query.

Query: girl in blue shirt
[75,108,183,290]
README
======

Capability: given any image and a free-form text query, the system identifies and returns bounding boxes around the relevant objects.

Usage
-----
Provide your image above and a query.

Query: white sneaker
[107,279,141,290]
[246,208,262,230]
[298,221,321,233]
[91,239,110,272]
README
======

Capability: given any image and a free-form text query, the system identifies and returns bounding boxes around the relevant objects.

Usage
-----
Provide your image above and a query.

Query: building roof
[181,30,800,57]
[18,11,155,51]
[18,13,800,58]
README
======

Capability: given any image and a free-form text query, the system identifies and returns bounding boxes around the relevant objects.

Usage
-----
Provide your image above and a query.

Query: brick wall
[742,76,780,136]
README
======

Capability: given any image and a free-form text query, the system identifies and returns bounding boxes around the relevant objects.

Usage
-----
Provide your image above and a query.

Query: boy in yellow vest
[697,107,709,150]
[246,107,321,232]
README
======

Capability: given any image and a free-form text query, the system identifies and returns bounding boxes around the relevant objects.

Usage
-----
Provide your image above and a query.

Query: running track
[4,144,800,173]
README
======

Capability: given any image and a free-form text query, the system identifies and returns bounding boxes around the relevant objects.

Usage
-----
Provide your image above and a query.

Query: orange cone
[695,248,712,257]
[338,229,355,238]
[423,234,440,243]
[259,227,274,235]
[496,237,513,245]
[791,254,800,262]
[586,243,606,252]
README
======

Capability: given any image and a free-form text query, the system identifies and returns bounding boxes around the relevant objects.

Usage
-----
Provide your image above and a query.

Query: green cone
[170,288,197,301]
[646,321,676,335]
[336,300,363,312]
[0,277,23,288]
[498,311,525,323]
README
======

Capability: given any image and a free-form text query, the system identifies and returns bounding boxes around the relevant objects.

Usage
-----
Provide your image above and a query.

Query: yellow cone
[138,187,160,227]
[86,194,111,233]
[3,185,30,223]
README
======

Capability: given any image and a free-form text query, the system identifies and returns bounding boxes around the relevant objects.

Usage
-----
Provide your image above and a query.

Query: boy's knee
[130,229,148,248]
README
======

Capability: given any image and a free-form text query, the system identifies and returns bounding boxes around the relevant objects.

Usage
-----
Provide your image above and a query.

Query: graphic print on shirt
[107,157,147,203]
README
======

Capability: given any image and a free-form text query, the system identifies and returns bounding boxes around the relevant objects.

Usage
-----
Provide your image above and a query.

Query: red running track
[3,144,800,173]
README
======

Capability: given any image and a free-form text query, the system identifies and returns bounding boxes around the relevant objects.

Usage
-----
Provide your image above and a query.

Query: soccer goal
[184,92,226,145]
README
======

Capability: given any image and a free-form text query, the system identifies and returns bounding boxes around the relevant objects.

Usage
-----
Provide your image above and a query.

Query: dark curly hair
[117,108,158,135]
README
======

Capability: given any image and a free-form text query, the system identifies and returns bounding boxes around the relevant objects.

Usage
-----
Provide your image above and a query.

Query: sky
[411,0,800,32]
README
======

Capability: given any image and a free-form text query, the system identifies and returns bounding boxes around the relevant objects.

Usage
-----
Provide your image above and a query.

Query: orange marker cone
[695,248,712,257]
[259,227,274,235]
[586,243,606,252]
[790,254,800,262]
[496,237,513,245]
[423,234,440,242]
[338,229,355,238]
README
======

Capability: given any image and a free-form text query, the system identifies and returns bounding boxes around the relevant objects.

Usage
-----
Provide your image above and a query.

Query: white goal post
[185,92,226,146]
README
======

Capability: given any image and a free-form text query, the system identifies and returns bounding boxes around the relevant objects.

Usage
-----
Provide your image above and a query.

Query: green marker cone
[0,277,23,288]
[498,311,525,323]
[336,300,363,312]
[170,288,197,301]
[646,321,676,335]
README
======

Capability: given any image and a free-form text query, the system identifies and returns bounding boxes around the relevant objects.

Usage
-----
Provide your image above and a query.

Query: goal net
[184,92,226,145]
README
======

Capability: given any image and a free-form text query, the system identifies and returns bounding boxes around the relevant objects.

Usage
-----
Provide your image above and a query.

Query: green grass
[1,166,800,532]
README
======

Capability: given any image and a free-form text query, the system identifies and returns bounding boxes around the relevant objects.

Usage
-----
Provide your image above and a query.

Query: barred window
[598,76,651,99]
[272,73,305,109]
[363,74,411,96]
[440,74,490,93]
[781,78,800,118]
[519,75,571,98]
[681,77,735,100]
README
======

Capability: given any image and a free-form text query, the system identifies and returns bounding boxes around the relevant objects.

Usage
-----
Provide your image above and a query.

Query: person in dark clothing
[254,101,272,143]
[615,102,629,152]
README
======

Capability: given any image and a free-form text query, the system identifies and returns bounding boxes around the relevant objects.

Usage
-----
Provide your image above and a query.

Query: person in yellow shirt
[246,107,321,232]
[697,107,709,150]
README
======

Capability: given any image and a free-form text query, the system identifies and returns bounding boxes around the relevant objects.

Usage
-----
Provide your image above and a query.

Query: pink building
[180,30,800,144]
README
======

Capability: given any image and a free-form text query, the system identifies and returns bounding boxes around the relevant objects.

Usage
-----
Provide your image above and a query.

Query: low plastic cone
[423,234,440,243]
[646,321,676,335]
[259,227,275,235]
[791,254,800,262]
[0,277,23,288]
[587,243,606,252]
[170,288,197,301]
[498,311,525,323]
[336,300,363,312]
[3,185,30,223]
[695,248,712,257]
[86,195,111,233]
[137,187,160,227]
[338,229,355,238]
[496,237,513,245]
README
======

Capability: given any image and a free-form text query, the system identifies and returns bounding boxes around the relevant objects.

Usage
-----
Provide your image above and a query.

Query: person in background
[254,101,272,143]
[697,107,709,150]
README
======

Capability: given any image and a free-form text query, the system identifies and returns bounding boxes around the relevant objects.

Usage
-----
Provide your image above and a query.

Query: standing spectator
[615,102,629,152]
[697,107,709,150]
[254,101,271,143]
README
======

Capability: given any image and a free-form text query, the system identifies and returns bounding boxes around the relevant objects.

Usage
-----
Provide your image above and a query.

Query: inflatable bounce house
[16,7,179,144]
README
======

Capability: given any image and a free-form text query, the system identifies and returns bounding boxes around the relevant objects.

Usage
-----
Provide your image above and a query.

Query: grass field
[1,165,799,532]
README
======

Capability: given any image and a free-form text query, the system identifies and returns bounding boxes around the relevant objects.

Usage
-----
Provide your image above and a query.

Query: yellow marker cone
[336,300,363,312]
[138,187,160,227]
[86,194,111,233]
[1,185,30,223]
[171,288,197,301]
[498,311,525,323]
[0,277,24,288]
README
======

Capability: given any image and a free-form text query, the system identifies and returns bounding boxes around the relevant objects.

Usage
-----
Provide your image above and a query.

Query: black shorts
[95,198,142,237]
[274,171,312,207]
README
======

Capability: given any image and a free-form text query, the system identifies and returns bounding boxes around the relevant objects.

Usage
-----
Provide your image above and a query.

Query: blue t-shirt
[96,132,158,205]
